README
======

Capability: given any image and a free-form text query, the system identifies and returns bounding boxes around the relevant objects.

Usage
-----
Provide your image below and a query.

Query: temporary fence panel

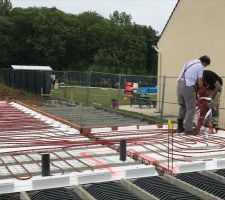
[54,71,67,84]
[121,74,157,87]
[120,74,158,111]
[89,71,120,107]
[19,68,224,128]
[51,71,159,114]
[57,71,89,103]
[67,71,89,86]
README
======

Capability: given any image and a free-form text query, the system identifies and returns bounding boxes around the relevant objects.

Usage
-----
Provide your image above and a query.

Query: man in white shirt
[177,55,211,135]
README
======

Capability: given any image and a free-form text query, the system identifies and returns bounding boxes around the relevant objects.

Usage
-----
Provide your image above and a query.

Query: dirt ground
[0,87,42,107]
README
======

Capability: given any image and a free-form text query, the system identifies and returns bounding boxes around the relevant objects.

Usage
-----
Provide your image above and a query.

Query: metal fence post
[160,75,166,120]
[86,71,91,104]
[117,74,122,107]
[63,71,68,98]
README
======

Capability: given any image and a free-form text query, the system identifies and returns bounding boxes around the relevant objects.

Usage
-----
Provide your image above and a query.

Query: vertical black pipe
[120,139,126,161]
[42,154,50,176]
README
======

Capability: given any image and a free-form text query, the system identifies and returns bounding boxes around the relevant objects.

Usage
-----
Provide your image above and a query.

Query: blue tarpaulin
[137,86,157,93]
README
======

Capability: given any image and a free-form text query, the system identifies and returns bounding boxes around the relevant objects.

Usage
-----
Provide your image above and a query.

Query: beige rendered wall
[157,0,225,123]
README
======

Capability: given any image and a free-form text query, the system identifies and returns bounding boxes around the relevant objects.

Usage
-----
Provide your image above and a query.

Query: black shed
[4,65,53,94]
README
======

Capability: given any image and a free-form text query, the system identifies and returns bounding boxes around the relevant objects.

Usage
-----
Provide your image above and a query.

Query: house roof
[11,65,53,71]
[158,0,180,44]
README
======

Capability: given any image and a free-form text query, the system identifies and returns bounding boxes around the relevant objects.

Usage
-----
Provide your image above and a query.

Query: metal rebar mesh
[133,176,200,200]
[85,181,140,200]
[42,99,149,127]
[31,187,81,200]
[176,172,225,199]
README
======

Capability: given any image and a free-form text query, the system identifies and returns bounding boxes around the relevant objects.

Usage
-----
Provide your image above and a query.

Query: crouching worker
[177,55,211,135]
[203,70,223,129]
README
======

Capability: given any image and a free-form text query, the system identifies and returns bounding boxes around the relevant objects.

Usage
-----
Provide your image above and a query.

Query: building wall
[157,0,225,125]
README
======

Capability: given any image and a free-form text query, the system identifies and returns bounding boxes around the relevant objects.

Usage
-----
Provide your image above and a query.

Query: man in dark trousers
[203,70,223,128]
[177,55,211,135]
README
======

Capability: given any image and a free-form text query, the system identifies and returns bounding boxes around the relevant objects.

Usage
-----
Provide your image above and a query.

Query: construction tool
[195,89,216,135]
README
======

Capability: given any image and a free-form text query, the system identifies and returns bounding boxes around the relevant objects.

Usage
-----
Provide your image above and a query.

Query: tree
[0,6,159,75]
[110,11,132,25]
[0,0,12,16]
[0,16,14,67]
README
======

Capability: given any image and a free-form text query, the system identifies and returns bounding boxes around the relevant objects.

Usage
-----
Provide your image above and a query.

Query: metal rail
[85,181,139,200]
[133,176,200,200]
[176,172,225,199]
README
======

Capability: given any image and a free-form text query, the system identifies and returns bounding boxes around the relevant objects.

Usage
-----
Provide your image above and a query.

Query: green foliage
[110,11,132,25]
[0,0,12,16]
[0,4,159,75]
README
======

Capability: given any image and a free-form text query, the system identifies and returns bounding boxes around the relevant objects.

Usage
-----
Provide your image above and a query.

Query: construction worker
[177,55,211,135]
[203,70,223,129]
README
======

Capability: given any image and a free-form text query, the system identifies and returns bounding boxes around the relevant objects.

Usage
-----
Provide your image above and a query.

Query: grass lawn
[51,86,157,107]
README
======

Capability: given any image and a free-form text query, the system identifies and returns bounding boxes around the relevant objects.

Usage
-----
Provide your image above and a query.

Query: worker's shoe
[177,119,184,133]
[185,129,199,136]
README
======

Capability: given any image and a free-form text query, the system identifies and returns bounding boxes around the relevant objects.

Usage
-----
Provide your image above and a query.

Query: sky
[10,0,178,33]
